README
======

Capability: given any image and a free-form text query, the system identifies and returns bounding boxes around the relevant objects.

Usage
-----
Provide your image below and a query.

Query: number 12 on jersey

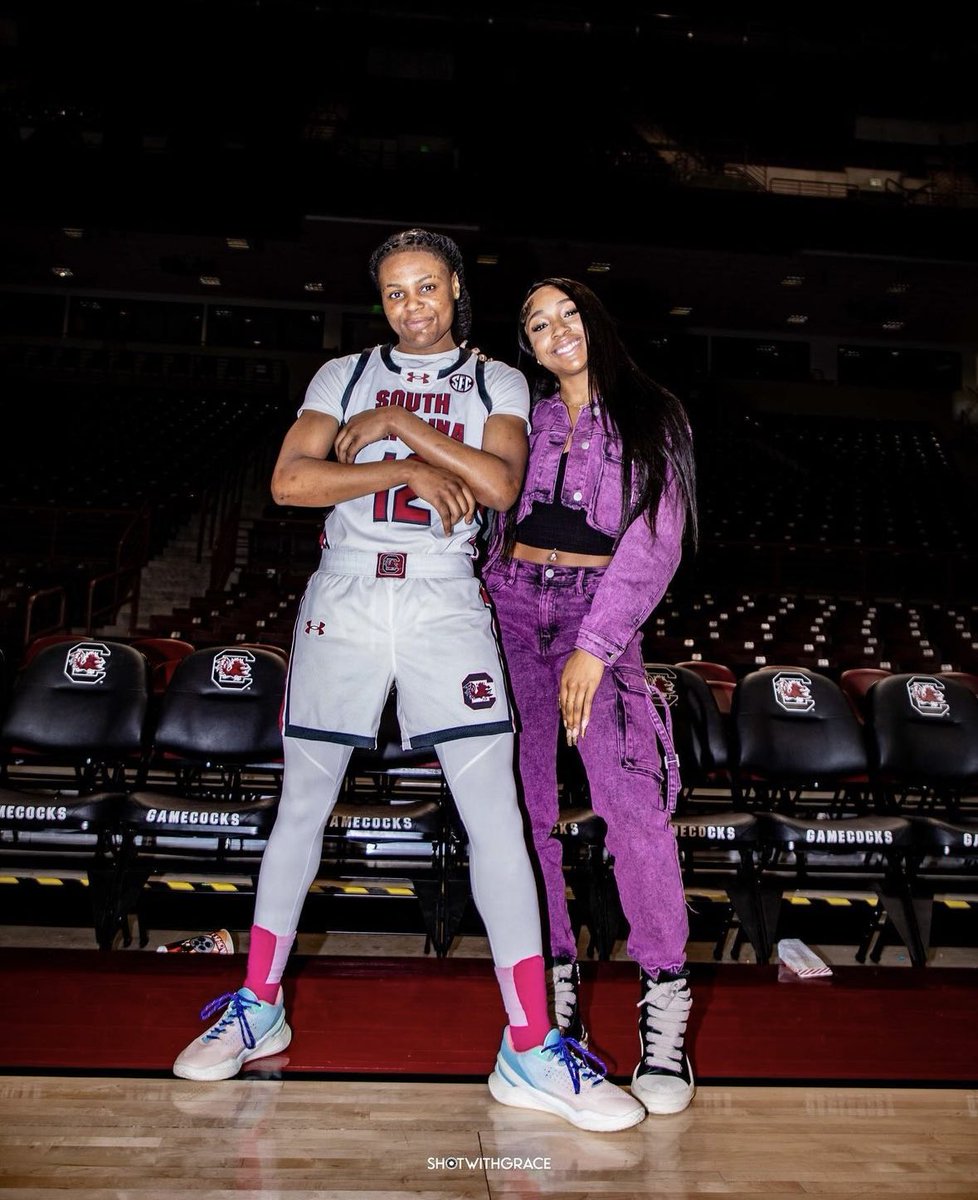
[372,452,431,526]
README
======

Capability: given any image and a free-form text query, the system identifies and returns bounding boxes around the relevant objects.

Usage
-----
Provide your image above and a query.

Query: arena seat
[130,636,196,670]
[644,663,765,961]
[18,632,83,669]
[113,645,287,946]
[644,663,731,797]
[864,673,978,819]
[839,667,893,724]
[673,657,738,713]
[730,666,922,963]
[0,639,151,948]
[732,667,871,817]
[130,637,197,703]
[674,659,737,685]
[861,672,978,961]
[938,670,978,698]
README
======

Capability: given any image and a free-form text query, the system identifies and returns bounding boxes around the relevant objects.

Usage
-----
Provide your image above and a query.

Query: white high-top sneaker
[630,969,696,1115]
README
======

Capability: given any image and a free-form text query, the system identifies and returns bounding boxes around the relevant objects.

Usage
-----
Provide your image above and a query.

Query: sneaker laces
[544,1035,608,1095]
[552,963,578,1033]
[637,977,691,1073]
[199,991,261,1049]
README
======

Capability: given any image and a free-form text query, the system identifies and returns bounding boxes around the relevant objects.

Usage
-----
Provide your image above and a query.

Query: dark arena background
[0,6,977,1197]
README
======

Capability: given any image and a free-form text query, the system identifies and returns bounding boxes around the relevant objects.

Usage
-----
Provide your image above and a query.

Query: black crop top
[513,452,617,556]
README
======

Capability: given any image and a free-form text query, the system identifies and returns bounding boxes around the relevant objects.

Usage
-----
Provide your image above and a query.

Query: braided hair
[368,227,473,345]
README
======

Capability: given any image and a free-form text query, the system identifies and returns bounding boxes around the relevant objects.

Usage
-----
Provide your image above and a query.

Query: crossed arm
[270,406,528,535]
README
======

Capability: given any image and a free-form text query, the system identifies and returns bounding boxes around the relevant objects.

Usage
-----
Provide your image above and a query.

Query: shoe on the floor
[488,1027,646,1132]
[631,969,696,1115]
[551,957,588,1046]
[172,986,292,1081]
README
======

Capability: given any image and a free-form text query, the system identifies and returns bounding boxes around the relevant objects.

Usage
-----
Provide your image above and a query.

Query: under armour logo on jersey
[462,672,497,709]
[402,370,430,384]
[450,373,474,393]
[304,619,326,636]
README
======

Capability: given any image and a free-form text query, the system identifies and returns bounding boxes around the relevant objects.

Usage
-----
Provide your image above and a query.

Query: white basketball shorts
[283,549,515,749]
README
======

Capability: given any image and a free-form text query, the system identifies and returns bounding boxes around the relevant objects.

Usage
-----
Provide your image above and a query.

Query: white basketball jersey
[300,344,530,557]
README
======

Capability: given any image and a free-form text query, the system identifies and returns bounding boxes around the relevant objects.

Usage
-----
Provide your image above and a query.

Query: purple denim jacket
[486,391,686,666]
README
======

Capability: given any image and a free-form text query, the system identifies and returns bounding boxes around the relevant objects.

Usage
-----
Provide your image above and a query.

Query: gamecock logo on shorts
[212,649,255,690]
[906,676,949,717]
[773,671,815,712]
[64,642,111,685]
[462,672,497,709]
[449,373,474,393]
[376,552,407,578]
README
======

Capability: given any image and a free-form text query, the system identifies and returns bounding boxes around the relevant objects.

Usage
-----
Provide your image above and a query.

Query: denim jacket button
[581,440,589,449]
[573,490,582,501]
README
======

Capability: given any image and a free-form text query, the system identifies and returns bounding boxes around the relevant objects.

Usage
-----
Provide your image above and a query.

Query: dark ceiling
[2,4,977,351]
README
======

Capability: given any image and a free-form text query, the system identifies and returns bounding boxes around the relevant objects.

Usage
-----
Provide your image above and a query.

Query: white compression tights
[253,733,543,968]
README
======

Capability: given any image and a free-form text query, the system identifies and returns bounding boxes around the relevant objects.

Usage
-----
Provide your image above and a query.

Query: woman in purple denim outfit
[482,277,699,1116]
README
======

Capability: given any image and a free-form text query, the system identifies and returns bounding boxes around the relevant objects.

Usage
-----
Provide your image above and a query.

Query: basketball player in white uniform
[172,229,645,1133]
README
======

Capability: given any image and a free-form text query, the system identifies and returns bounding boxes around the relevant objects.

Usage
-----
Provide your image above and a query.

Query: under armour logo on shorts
[305,619,326,636]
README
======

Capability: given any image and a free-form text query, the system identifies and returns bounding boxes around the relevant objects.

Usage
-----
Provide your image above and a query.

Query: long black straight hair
[515,276,698,547]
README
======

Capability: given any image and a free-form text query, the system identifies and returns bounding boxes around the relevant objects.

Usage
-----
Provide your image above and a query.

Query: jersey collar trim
[381,344,471,379]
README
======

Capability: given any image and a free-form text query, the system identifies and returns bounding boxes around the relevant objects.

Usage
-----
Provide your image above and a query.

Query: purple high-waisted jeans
[483,556,688,975]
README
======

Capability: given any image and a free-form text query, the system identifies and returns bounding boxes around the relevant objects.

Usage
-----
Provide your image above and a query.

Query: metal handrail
[85,566,142,636]
[22,585,67,647]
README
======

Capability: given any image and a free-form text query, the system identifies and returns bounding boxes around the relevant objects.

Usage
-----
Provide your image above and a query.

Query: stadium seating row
[1,637,976,967]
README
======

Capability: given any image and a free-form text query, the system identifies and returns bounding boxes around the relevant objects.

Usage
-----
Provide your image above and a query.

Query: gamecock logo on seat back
[906,676,950,717]
[212,649,255,690]
[64,642,111,685]
[772,671,815,712]
[645,665,678,707]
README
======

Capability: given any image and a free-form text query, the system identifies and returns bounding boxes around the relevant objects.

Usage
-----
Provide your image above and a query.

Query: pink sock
[495,954,550,1051]
[244,924,295,1003]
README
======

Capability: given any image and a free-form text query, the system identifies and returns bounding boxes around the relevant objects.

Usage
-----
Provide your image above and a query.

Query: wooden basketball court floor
[1,914,977,1199]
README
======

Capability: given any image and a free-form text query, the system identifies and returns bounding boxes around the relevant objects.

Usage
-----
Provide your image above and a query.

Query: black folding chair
[645,663,765,962]
[863,672,978,961]
[0,639,151,948]
[732,666,923,965]
[114,645,287,946]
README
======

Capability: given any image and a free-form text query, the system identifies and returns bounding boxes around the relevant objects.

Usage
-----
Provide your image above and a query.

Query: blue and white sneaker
[172,986,292,1081]
[488,1027,646,1132]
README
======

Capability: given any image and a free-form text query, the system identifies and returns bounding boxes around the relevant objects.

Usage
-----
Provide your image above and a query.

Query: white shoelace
[637,978,691,1071]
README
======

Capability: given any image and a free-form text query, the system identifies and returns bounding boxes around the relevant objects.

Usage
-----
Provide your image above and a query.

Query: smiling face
[377,248,460,354]
[521,284,590,384]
